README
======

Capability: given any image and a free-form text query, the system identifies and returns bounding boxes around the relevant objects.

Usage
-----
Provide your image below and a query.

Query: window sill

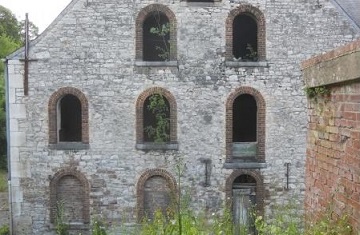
[50,222,89,230]
[136,142,179,151]
[135,61,178,67]
[223,162,267,169]
[49,142,90,150]
[225,61,268,67]
[182,1,218,7]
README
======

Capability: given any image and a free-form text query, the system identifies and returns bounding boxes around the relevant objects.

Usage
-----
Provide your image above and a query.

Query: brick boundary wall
[303,39,360,231]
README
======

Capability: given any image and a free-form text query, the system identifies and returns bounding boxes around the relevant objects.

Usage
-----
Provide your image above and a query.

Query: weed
[0,170,7,192]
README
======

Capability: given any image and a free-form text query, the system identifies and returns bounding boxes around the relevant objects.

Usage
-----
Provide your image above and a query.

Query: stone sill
[49,142,90,150]
[136,142,179,151]
[225,61,269,67]
[223,162,267,169]
[135,61,178,67]
[181,1,219,7]
[49,222,89,230]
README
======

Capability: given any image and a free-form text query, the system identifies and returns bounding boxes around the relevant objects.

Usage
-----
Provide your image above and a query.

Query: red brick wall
[305,82,360,231]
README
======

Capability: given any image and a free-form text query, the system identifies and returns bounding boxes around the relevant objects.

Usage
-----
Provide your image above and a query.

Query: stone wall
[6,0,360,234]
[303,39,360,231]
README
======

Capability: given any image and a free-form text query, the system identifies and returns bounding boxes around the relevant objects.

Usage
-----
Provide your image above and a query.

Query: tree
[0,5,21,43]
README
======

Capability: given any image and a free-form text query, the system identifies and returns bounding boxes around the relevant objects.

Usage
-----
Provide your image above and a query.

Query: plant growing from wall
[150,21,171,61]
[304,86,330,101]
[55,200,69,235]
[92,219,107,235]
[0,225,9,235]
[244,43,258,61]
[144,94,170,143]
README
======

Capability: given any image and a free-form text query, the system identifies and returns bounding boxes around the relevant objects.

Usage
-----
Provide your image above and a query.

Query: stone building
[303,38,360,231]
[4,0,359,234]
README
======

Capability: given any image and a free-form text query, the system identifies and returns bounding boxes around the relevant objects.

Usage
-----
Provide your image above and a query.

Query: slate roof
[332,0,360,29]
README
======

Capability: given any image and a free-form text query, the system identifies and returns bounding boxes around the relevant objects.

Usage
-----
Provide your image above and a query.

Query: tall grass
[0,170,7,192]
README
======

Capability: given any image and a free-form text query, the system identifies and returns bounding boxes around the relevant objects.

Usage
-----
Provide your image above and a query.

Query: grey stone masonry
[5,0,359,234]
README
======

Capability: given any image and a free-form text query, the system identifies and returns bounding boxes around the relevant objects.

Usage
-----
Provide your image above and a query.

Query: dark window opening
[187,0,214,2]
[233,94,257,142]
[233,14,258,61]
[143,12,170,61]
[143,94,170,142]
[232,174,257,235]
[59,95,82,142]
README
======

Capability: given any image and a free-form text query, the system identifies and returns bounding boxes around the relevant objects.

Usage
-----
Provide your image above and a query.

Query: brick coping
[301,39,360,70]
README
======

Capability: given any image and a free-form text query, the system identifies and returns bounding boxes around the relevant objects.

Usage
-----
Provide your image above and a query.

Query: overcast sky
[0,0,72,33]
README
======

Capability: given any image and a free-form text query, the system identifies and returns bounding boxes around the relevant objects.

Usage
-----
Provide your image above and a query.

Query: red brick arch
[48,87,89,144]
[49,168,90,224]
[136,168,177,221]
[226,86,266,162]
[136,87,177,143]
[135,4,177,61]
[225,169,264,215]
[226,5,266,61]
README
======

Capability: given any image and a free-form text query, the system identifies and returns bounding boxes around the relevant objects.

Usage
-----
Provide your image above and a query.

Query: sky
[0,0,72,33]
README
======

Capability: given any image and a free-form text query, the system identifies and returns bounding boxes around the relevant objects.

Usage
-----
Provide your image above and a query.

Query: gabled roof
[5,0,79,60]
[332,0,360,30]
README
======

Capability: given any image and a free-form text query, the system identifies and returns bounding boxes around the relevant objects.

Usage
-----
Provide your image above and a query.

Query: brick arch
[48,87,89,144]
[136,168,177,221]
[226,86,266,162]
[49,168,90,224]
[135,4,177,61]
[136,87,177,143]
[226,5,266,60]
[225,169,264,215]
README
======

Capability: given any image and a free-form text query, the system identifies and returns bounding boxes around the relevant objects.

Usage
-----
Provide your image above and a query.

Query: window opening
[233,14,258,61]
[233,94,257,142]
[143,12,170,61]
[232,175,256,235]
[143,94,170,142]
[58,95,82,142]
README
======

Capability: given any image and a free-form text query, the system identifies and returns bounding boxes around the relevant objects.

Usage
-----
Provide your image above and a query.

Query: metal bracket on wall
[200,158,212,187]
[284,162,291,190]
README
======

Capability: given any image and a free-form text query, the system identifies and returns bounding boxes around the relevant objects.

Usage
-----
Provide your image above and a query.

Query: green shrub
[0,170,7,192]
[0,225,9,235]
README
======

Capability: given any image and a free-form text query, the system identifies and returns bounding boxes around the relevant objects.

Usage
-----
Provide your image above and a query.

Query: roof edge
[6,0,80,60]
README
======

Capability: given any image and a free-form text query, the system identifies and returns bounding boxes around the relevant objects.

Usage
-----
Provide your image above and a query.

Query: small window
[48,87,89,149]
[143,94,170,142]
[58,95,82,142]
[143,12,170,61]
[233,14,258,61]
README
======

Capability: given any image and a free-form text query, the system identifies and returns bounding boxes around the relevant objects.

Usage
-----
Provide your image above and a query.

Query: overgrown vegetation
[144,94,170,143]
[0,225,9,235]
[150,21,170,61]
[0,170,6,192]
[304,86,330,101]
[55,201,69,235]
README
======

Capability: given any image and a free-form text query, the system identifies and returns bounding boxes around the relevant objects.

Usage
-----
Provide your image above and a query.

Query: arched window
[233,14,258,61]
[58,95,82,142]
[226,87,265,163]
[136,169,177,221]
[143,94,170,142]
[50,169,90,227]
[143,12,170,61]
[48,87,89,148]
[136,4,177,62]
[226,5,266,62]
[136,87,178,150]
